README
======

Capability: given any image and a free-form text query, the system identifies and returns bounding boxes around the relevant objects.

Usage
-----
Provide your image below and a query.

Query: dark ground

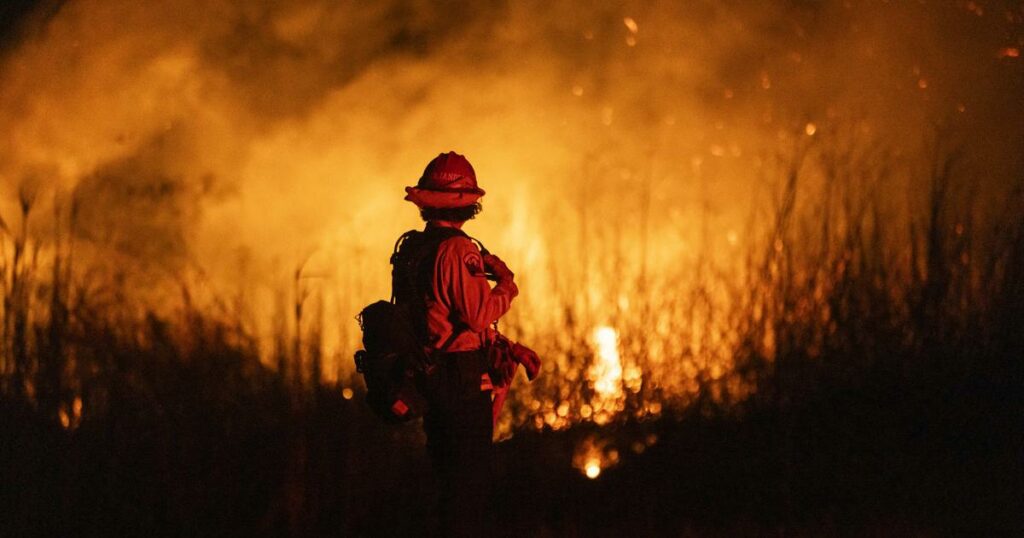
[2,347,1020,537]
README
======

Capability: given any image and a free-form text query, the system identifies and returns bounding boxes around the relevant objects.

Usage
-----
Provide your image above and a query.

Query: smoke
[0,0,1021,374]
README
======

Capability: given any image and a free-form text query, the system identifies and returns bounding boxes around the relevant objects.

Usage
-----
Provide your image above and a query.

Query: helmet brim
[404,186,485,208]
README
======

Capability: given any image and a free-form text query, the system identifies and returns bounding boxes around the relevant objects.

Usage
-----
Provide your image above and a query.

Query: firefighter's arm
[436,238,518,333]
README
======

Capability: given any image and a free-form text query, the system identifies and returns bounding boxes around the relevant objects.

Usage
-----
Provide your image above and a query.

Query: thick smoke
[0,0,1021,376]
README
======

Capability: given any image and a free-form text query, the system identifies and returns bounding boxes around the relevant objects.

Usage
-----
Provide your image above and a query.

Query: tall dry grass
[0,125,1021,535]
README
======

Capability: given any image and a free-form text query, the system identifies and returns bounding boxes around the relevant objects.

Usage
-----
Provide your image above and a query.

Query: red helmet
[404,151,486,208]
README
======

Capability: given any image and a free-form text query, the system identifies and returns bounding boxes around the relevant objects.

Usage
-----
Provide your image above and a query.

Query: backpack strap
[436,321,466,352]
[389,230,419,303]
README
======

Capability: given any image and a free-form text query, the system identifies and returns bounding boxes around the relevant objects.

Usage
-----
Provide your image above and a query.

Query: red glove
[482,254,514,281]
[488,334,518,388]
[511,342,541,380]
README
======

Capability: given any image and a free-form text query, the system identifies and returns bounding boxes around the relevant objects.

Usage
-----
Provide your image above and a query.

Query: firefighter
[397,151,522,537]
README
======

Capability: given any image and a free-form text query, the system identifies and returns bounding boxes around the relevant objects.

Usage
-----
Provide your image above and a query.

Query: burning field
[1,0,1022,536]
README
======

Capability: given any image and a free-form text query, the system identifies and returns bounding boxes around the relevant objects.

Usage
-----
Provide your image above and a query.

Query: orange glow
[0,0,1019,442]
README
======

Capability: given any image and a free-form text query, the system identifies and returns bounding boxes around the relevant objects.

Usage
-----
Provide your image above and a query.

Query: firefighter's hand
[490,355,517,388]
[482,254,514,281]
[511,342,541,380]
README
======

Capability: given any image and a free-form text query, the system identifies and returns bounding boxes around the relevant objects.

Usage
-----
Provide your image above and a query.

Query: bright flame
[585,460,601,479]
[591,326,622,396]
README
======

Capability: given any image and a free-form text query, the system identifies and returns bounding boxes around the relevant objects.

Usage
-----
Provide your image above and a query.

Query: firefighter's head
[405,151,485,223]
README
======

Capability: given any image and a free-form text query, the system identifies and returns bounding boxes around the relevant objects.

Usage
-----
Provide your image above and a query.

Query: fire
[590,326,622,397]
[573,434,620,479]
[0,0,1020,442]
[59,396,83,430]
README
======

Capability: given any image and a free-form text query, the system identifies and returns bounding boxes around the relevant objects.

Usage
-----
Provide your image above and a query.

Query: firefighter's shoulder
[437,235,485,276]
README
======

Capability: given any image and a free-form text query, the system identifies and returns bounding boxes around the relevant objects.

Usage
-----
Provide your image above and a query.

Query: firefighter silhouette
[395,151,539,537]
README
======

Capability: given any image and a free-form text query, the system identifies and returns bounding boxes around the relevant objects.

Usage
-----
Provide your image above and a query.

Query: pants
[421,349,493,538]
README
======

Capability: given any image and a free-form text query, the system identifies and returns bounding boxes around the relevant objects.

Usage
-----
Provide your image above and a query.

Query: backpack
[353,227,471,422]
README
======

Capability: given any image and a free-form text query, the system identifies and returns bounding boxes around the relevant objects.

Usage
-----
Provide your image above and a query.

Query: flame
[59,396,84,430]
[591,326,622,397]
[573,434,620,479]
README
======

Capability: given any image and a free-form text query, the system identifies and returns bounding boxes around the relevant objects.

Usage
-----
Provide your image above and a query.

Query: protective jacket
[423,224,517,352]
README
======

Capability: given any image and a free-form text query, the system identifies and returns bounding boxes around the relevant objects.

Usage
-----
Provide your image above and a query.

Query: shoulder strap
[469,236,490,256]
[389,230,420,303]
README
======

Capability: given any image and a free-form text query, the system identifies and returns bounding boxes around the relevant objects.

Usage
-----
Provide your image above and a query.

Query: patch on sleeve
[463,251,485,276]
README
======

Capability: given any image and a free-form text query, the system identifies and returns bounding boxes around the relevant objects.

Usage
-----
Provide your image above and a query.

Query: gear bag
[353,227,469,422]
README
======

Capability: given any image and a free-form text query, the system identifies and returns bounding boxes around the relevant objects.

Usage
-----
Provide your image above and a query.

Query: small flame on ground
[574,434,619,479]
[59,396,83,430]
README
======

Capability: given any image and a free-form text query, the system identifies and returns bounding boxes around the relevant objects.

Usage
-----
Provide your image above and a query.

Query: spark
[623,17,638,34]
[585,460,601,479]
[805,122,817,136]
